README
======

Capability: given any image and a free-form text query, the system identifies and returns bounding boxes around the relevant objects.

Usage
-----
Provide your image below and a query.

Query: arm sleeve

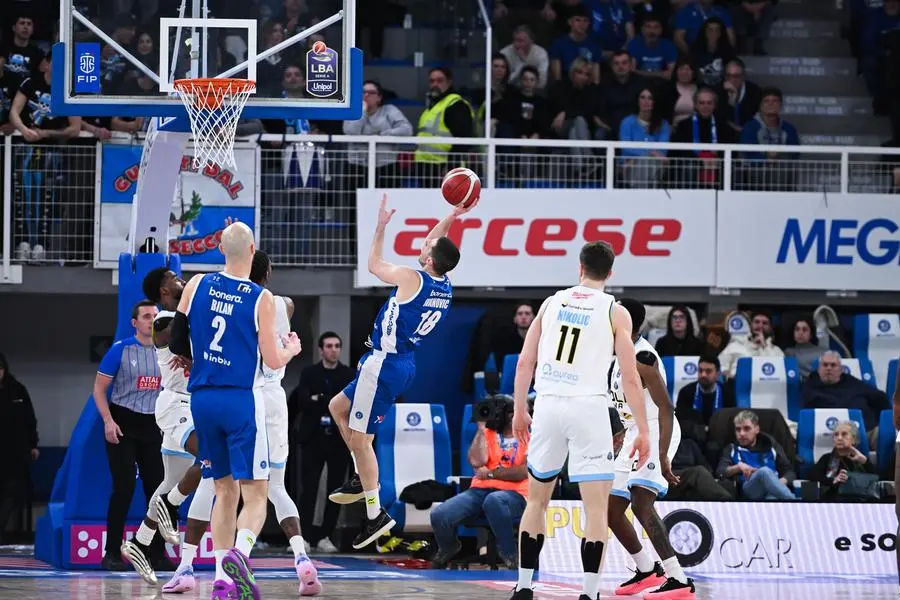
[97,341,125,378]
[715,444,735,478]
[169,311,192,358]
[383,106,414,136]
[775,443,796,484]
[22,385,38,448]
[807,454,832,484]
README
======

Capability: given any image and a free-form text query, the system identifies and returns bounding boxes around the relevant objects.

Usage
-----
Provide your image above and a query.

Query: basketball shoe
[120,540,157,585]
[222,548,260,600]
[616,562,667,595]
[643,577,696,599]
[296,555,322,596]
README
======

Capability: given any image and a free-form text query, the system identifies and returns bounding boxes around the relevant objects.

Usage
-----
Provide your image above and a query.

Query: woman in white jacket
[719,312,784,378]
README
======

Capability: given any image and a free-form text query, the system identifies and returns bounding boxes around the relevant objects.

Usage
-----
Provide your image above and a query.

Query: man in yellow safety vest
[415,67,475,186]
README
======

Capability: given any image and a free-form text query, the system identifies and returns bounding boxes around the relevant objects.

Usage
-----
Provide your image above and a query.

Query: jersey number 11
[555,325,581,364]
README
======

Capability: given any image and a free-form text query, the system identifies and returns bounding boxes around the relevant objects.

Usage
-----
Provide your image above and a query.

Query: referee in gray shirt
[92,299,166,571]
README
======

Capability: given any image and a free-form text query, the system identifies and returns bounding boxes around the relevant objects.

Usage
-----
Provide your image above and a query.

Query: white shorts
[527,393,615,483]
[261,383,289,468]
[612,419,681,499]
[154,389,194,458]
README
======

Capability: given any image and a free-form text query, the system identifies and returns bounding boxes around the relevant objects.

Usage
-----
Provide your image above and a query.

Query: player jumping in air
[608,298,695,599]
[510,241,651,600]
[327,193,473,549]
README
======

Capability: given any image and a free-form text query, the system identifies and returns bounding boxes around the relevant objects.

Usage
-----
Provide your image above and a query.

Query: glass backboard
[53,0,361,120]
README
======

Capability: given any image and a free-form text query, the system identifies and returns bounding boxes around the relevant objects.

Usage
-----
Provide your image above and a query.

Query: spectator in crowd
[0,352,39,544]
[0,15,43,95]
[477,54,520,138]
[673,0,736,55]
[280,0,313,37]
[670,87,734,187]
[660,56,700,127]
[627,14,679,80]
[808,421,878,501]
[290,332,356,553]
[256,20,288,95]
[548,0,591,38]
[491,302,535,363]
[493,0,555,47]
[511,66,552,139]
[716,410,797,500]
[665,438,733,500]
[737,86,801,190]
[691,17,737,87]
[9,51,81,263]
[631,1,674,34]
[783,317,820,378]
[343,79,413,187]
[861,0,900,103]
[617,86,670,187]
[802,351,890,447]
[602,51,646,136]
[99,42,128,93]
[548,57,609,152]
[655,305,708,356]
[549,4,603,84]
[500,26,550,89]
[718,311,783,378]
[91,301,166,571]
[430,399,527,569]
[587,0,635,60]
[733,0,777,55]
[122,30,157,85]
[415,67,475,186]
[676,355,736,443]
[720,58,762,134]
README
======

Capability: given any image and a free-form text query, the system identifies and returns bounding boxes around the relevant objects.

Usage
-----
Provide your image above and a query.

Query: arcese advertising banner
[541,500,895,577]
[355,190,900,291]
[96,145,258,269]
[355,189,718,288]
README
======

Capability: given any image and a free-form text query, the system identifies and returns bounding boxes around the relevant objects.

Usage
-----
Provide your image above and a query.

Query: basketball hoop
[173,78,256,169]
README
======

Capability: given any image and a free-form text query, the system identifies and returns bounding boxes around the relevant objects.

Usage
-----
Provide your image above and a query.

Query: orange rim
[173,78,256,109]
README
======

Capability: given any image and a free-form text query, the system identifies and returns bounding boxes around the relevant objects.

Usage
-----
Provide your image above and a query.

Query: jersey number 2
[210,315,226,352]
[555,325,581,364]
[415,310,442,336]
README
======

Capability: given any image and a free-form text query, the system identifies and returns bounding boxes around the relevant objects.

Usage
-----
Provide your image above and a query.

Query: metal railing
[2,133,899,275]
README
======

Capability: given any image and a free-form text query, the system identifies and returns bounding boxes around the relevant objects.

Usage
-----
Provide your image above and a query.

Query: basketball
[440,167,480,208]
[312,40,327,54]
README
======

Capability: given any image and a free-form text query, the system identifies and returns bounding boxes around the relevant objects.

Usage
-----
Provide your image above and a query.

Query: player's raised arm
[258,289,302,370]
[613,304,651,467]
[424,194,479,243]
[512,298,549,444]
[635,355,679,484]
[367,193,421,290]
[170,273,203,358]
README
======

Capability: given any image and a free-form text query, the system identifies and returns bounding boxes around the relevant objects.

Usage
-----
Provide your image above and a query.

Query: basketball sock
[178,543,197,572]
[167,487,188,506]
[517,531,544,591]
[364,489,381,520]
[235,529,257,557]
[289,535,308,560]
[135,522,155,546]
[631,548,653,573]
[581,539,605,598]
[214,549,232,583]
[661,556,688,584]
[351,452,359,474]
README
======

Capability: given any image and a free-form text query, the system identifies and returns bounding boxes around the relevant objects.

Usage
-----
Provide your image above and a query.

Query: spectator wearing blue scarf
[676,355,735,444]
[716,410,796,500]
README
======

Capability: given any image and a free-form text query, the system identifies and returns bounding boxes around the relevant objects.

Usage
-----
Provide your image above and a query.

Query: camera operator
[288,332,355,553]
[430,395,529,569]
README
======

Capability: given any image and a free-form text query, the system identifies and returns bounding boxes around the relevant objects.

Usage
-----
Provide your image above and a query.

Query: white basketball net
[173,78,256,170]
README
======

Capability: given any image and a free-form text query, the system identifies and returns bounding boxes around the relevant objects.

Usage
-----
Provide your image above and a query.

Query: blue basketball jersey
[187,272,265,392]
[368,270,453,355]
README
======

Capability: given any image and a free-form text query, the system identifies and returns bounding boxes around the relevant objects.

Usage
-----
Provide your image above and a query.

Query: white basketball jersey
[535,286,616,397]
[262,295,291,386]
[609,337,667,427]
[154,311,189,394]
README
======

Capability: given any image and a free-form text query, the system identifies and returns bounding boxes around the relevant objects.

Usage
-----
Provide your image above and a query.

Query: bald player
[169,223,302,600]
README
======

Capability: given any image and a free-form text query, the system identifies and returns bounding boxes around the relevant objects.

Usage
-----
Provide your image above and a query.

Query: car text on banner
[95,144,259,270]
[355,189,717,288]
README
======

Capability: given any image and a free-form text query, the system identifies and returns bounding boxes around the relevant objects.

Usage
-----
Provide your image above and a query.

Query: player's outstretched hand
[377,193,396,227]
[283,332,302,356]
[451,195,479,217]
[169,355,192,373]
[661,456,680,486]
[512,408,532,446]
[630,431,651,471]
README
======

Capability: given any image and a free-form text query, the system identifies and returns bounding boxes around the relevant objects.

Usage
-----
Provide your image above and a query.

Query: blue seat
[797,408,869,477]
[459,404,477,478]
[852,313,900,393]
[735,356,801,422]
[810,357,877,388]
[376,403,452,533]
[499,354,519,395]
[887,358,899,399]
[877,409,897,474]
[662,355,700,400]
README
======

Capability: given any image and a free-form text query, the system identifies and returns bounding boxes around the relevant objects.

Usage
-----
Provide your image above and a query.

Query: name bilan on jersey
[154,311,189,394]
[609,337,667,427]
[535,286,616,396]
[186,272,265,392]
[367,270,453,354]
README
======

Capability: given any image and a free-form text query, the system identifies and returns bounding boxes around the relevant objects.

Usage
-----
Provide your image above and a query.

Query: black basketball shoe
[351,509,396,549]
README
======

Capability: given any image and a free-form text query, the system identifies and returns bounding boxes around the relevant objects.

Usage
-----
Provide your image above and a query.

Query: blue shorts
[343,351,416,434]
[190,387,269,481]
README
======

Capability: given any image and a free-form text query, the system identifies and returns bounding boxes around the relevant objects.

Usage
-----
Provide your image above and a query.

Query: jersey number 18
[555,325,581,364]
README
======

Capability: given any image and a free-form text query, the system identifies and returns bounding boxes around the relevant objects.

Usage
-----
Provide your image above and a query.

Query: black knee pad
[581,539,605,573]
[519,531,545,568]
